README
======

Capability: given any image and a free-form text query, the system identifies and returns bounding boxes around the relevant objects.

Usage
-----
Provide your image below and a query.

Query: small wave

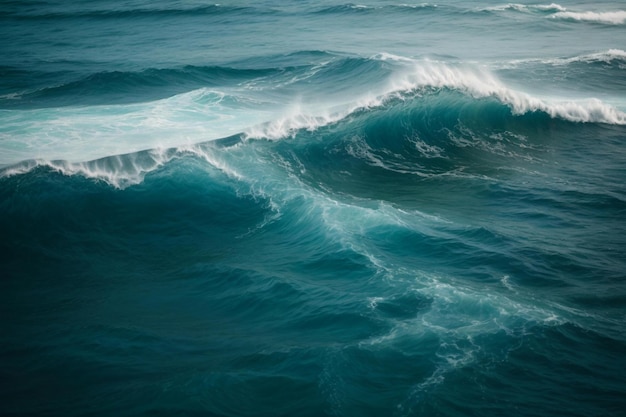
[4,65,282,107]
[313,3,438,15]
[481,3,566,13]
[313,4,375,14]
[243,106,348,141]
[370,52,417,63]
[552,10,626,25]
[392,3,438,10]
[517,49,626,66]
[570,49,626,64]
[480,4,626,25]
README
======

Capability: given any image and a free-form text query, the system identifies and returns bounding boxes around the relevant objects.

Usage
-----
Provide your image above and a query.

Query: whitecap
[552,10,626,25]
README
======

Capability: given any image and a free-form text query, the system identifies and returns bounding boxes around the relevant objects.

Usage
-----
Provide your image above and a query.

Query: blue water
[1,1,626,416]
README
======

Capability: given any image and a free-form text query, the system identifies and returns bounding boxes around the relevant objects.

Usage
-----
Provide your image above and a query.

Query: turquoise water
[1,1,626,416]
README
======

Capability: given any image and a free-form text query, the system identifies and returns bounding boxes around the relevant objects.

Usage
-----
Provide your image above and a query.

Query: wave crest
[481,3,626,25]
[0,143,242,189]
[386,61,626,125]
[535,49,626,66]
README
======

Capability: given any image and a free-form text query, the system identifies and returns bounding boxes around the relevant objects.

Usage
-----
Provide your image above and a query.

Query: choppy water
[1,1,626,416]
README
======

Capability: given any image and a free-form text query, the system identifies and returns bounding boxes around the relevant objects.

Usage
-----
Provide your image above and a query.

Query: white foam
[242,90,387,141]
[389,61,499,95]
[500,275,516,292]
[371,52,417,63]
[408,135,446,159]
[178,143,244,181]
[396,3,437,9]
[552,10,626,25]
[532,98,626,124]
[534,3,566,12]
[243,102,345,141]
[0,87,273,166]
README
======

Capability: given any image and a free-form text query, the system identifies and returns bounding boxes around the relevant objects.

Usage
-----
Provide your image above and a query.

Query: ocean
[1,1,625,416]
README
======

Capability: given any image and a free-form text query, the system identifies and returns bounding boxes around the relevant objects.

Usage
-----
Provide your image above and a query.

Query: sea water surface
[1,1,626,416]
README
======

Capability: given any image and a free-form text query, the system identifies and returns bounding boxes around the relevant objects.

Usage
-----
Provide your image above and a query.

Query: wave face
[2,1,626,417]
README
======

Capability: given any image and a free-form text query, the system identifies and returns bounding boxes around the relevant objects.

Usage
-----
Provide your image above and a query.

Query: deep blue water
[1,1,626,416]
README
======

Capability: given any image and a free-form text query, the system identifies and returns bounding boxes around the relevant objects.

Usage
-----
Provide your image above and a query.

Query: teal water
[1,1,626,416]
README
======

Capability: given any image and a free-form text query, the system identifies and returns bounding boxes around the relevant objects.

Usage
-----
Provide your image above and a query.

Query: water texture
[1,1,626,416]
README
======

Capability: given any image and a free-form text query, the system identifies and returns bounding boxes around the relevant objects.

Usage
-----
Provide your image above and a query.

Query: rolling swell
[1,66,285,108]
[0,52,383,108]
[2,82,623,186]
[2,113,626,417]
[2,110,625,416]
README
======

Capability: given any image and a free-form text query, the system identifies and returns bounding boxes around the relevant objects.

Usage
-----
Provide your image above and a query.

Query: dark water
[1,1,626,416]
